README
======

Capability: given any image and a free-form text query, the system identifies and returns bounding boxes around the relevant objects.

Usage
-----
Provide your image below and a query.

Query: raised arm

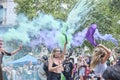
[10,45,22,55]
[97,44,111,63]
[62,33,68,55]
[61,42,67,59]
[63,42,67,55]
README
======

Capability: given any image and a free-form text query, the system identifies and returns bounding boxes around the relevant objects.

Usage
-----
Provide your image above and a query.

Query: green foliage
[84,40,94,52]
[13,0,120,52]
[77,0,120,50]
[109,0,120,14]
[14,0,78,20]
[82,0,119,45]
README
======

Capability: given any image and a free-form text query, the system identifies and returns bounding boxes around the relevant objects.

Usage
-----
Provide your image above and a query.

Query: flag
[62,33,68,43]
[85,24,98,47]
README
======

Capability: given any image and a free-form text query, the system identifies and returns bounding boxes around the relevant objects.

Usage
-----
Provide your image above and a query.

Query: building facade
[0,0,16,25]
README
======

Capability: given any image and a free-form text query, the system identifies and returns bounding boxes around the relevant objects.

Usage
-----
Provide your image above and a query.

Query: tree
[79,0,120,49]
[14,0,120,51]
[14,0,78,20]
[109,0,120,14]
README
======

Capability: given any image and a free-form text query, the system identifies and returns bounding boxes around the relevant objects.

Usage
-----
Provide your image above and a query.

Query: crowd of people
[34,44,120,80]
[37,43,120,80]
[2,61,41,80]
[1,39,120,80]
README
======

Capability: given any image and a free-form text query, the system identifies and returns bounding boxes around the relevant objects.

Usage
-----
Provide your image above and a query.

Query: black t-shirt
[63,61,73,76]
[0,51,11,64]
[43,61,49,76]
[0,51,11,80]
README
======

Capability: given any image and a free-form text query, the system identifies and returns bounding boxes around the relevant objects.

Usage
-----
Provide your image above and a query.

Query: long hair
[90,47,106,68]
[50,48,63,60]
[50,48,56,60]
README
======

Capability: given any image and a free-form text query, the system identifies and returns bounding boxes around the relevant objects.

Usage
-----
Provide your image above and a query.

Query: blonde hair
[50,48,63,60]
[50,48,56,60]
[90,47,106,68]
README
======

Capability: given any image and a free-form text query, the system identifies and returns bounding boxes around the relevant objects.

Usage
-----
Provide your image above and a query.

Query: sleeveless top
[94,62,107,75]
[52,62,58,67]
[0,51,11,80]
[0,51,11,64]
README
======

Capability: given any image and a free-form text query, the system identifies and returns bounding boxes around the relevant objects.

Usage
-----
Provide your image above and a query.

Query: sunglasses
[54,49,63,53]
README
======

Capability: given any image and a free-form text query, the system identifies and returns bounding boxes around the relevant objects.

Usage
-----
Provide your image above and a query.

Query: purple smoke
[71,28,87,47]
[85,24,98,47]
[30,30,59,49]
[94,29,118,46]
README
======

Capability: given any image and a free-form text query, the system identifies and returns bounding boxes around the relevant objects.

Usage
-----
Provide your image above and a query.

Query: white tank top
[94,62,107,75]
